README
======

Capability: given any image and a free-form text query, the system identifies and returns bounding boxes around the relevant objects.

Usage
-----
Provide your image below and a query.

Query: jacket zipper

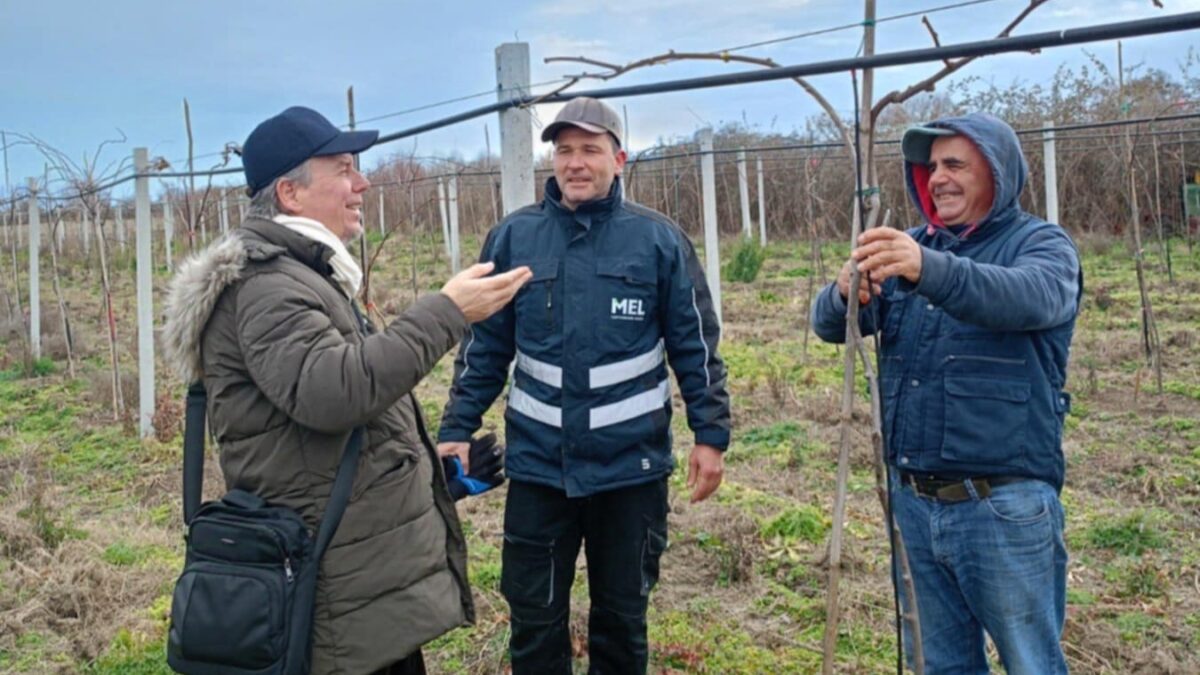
[191,518,295,581]
[546,285,553,327]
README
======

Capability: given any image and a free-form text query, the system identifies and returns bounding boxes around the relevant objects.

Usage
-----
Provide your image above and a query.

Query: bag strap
[311,426,363,559]
[182,382,208,525]
[181,381,363,559]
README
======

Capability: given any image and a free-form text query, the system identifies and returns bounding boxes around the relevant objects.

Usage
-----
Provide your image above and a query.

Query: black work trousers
[501,478,669,675]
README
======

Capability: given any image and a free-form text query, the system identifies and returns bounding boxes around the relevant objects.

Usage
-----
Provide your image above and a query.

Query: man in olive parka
[162,106,530,674]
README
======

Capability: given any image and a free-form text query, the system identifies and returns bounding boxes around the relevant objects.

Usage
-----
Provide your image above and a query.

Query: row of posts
[4,187,249,266]
[11,42,1068,440]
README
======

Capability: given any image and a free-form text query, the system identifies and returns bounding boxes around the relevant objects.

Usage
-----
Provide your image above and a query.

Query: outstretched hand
[441,262,532,323]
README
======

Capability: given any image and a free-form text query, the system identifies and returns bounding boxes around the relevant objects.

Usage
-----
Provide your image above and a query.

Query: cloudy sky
[1,0,1197,198]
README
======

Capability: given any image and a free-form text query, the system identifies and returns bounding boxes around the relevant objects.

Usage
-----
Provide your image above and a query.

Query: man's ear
[614,148,628,175]
[275,177,302,215]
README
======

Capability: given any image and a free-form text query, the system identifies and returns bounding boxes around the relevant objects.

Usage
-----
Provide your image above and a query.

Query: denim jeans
[501,478,669,675]
[891,476,1069,674]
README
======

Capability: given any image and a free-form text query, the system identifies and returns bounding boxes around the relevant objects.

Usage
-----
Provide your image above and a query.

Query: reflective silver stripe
[588,379,670,430]
[516,350,562,388]
[459,328,477,381]
[588,339,665,389]
[508,385,562,428]
[692,288,711,388]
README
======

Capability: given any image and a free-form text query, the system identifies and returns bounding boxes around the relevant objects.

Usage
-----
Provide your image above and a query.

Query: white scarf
[273,215,362,299]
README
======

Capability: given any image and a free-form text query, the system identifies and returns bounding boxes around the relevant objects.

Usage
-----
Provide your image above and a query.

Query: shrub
[1085,511,1166,556]
[723,239,766,283]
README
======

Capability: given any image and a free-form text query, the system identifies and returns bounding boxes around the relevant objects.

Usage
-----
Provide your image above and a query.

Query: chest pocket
[593,257,658,353]
[513,260,559,343]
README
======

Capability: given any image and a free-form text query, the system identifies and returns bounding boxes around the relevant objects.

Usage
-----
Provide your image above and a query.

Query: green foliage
[1163,380,1200,401]
[731,422,823,469]
[723,239,767,283]
[760,505,827,544]
[650,608,823,673]
[17,492,86,550]
[102,543,170,568]
[757,290,782,304]
[741,421,805,446]
[1066,588,1096,606]
[86,629,171,674]
[1103,558,1168,598]
[470,561,502,593]
[693,530,749,587]
[31,357,56,377]
[1113,612,1160,645]
[778,266,812,278]
[1084,511,1167,556]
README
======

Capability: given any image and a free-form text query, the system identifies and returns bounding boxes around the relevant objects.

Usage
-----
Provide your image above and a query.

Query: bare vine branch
[871,0,1049,121]
[545,51,855,156]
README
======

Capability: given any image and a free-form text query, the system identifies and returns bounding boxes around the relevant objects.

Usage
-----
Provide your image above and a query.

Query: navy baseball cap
[242,106,378,197]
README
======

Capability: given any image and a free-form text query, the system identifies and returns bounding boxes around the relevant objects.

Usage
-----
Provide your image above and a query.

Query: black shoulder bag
[167,382,363,675]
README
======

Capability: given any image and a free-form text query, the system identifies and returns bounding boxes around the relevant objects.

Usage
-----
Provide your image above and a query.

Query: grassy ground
[0,229,1197,673]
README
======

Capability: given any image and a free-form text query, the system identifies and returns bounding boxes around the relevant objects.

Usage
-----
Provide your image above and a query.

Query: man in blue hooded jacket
[812,112,1081,674]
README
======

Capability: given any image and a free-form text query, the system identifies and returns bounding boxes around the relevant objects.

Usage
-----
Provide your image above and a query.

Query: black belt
[899,472,1026,502]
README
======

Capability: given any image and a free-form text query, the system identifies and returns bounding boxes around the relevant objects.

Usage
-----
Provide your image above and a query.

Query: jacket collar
[543,177,623,228]
[239,217,336,277]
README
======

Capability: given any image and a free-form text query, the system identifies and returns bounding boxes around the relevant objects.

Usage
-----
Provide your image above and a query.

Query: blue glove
[443,433,505,501]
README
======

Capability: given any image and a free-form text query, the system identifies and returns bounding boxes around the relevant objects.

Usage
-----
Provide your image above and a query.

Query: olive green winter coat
[162,218,474,674]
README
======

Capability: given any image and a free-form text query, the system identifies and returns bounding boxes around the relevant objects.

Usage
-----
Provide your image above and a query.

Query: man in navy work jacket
[812,112,1081,674]
[438,97,730,674]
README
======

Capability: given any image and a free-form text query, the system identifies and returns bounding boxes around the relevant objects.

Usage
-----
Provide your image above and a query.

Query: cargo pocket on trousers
[640,522,668,597]
[501,533,556,608]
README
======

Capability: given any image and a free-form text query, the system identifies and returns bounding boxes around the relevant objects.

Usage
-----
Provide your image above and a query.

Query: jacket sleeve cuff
[914,246,952,303]
[424,292,469,337]
[437,427,473,443]
[695,428,731,451]
[826,284,849,315]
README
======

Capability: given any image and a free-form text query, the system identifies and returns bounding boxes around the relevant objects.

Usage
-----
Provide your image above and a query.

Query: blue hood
[904,112,1029,231]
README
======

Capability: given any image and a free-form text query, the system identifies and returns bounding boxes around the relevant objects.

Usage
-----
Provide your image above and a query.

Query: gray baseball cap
[541,97,623,148]
[901,124,958,164]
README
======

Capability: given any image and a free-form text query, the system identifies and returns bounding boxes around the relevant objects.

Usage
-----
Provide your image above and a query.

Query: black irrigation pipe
[4,13,1198,211]
[373,12,1200,144]
[6,119,1200,211]
[623,116,1200,165]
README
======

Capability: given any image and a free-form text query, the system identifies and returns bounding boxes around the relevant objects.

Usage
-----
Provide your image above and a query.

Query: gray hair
[245,161,312,220]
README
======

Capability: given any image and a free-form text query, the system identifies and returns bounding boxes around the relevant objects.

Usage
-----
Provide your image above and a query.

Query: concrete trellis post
[757,156,767,246]
[1042,121,1060,225]
[699,129,722,325]
[237,193,246,225]
[448,175,461,274]
[26,178,40,360]
[495,43,535,215]
[80,203,91,255]
[437,178,452,260]
[219,189,229,235]
[134,148,155,438]
[55,206,65,254]
[737,150,751,239]
[163,197,175,273]
[116,203,127,251]
[378,191,385,237]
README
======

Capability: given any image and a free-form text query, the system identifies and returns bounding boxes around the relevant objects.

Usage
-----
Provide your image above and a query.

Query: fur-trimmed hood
[161,234,249,384]
[161,219,340,384]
